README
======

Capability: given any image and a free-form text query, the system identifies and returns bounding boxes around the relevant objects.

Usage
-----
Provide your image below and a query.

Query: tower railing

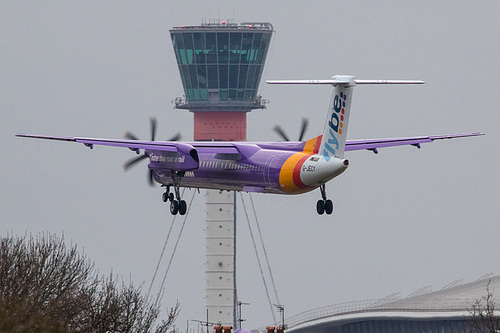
[173,96,268,111]
[171,21,273,31]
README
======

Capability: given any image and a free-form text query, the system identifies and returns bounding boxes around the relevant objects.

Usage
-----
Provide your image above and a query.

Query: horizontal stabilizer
[267,79,425,85]
[355,80,425,85]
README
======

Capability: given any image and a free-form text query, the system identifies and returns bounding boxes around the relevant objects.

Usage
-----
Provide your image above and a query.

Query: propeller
[123,117,181,186]
[273,117,309,141]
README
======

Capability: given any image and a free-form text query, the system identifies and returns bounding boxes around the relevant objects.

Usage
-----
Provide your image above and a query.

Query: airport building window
[341,319,468,333]
[171,30,271,102]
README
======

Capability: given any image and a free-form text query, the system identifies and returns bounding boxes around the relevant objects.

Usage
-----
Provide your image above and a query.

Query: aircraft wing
[17,132,485,155]
[15,133,240,157]
[15,134,191,152]
[345,133,484,154]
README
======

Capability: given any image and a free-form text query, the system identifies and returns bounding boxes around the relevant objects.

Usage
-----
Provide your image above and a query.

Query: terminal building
[279,275,500,333]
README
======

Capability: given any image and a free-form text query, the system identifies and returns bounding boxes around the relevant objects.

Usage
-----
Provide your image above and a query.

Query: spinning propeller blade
[272,124,290,141]
[150,117,157,141]
[123,117,181,187]
[124,131,139,141]
[168,132,182,142]
[123,154,148,171]
[273,117,309,141]
[148,170,155,187]
[298,117,309,141]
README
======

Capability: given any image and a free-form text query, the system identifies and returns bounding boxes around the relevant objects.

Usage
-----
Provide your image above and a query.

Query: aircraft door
[264,155,276,186]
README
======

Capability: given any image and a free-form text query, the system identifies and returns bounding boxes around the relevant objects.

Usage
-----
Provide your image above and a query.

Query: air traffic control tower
[170,20,273,327]
[171,20,272,141]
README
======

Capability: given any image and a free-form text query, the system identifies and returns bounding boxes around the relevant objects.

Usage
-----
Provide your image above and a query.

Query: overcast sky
[2,1,499,331]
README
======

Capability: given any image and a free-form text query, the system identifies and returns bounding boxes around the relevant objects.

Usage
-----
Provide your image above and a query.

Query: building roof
[170,21,273,32]
[377,275,500,311]
[283,275,500,332]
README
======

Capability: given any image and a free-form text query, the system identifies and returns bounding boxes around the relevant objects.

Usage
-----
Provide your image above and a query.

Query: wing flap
[76,138,181,152]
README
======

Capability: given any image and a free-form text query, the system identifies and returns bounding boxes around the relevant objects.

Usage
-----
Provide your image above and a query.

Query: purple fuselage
[150,142,308,194]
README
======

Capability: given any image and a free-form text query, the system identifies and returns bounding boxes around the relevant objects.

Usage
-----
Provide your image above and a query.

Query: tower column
[205,190,237,326]
[170,21,273,328]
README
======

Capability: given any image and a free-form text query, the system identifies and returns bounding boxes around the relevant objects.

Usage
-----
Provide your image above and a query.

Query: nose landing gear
[317,184,333,215]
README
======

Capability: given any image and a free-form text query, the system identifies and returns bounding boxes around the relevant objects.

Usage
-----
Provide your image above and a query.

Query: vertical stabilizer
[318,75,355,160]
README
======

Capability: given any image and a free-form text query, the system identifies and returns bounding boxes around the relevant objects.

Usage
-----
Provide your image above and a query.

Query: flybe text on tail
[323,91,348,161]
[266,74,357,160]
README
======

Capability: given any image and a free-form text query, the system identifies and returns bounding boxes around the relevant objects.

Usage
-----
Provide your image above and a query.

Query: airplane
[17,75,483,216]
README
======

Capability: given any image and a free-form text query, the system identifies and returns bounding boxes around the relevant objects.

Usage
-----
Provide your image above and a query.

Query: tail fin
[320,75,355,159]
[267,75,424,160]
[267,75,355,159]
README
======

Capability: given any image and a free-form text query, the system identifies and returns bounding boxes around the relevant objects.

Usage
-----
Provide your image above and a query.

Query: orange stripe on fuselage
[279,152,313,193]
[292,154,310,188]
[279,136,322,193]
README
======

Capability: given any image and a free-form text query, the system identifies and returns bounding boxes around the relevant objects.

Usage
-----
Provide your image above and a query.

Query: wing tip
[15,133,77,141]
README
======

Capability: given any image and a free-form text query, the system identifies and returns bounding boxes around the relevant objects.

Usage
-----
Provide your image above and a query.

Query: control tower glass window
[171,30,271,102]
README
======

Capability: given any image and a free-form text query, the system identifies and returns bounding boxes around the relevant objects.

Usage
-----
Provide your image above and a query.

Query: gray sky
[2,1,499,330]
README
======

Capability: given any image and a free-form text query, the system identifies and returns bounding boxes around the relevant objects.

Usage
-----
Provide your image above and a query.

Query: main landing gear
[162,172,187,215]
[317,184,333,215]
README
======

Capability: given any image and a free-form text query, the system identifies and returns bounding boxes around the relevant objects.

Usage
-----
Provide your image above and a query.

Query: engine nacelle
[147,143,199,171]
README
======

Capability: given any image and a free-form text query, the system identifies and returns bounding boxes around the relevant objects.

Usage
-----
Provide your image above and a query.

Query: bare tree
[469,280,500,333]
[0,233,178,332]
[78,273,178,332]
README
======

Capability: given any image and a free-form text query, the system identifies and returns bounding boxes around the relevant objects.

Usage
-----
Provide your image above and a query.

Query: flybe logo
[323,91,347,161]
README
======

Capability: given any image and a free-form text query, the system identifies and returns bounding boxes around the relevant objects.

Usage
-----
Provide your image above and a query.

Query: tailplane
[267,75,424,159]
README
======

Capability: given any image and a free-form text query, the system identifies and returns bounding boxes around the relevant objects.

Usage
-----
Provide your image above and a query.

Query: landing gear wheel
[178,200,187,215]
[162,192,168,202]
[318,185,334,215]
[170,200,179,215]
[324,199,334,215]
[316,200,325,215]
[167,171,185,215]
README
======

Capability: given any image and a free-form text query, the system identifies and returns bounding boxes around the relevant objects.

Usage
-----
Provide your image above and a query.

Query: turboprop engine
[147,143,199,171]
